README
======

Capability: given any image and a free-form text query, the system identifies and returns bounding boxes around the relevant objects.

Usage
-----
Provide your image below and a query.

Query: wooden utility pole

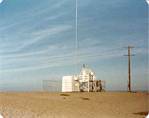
[124,46,134,92]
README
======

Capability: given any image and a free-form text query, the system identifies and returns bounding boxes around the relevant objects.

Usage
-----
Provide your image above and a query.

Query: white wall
[62,76,73,92]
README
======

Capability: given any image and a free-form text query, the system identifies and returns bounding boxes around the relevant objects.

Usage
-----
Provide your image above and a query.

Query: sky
[0,0,148,91]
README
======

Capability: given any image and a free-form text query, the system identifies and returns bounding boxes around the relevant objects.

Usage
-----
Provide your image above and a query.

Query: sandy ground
[0,92,148,118]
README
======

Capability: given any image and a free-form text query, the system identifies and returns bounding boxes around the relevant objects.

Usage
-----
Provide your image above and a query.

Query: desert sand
[0,92,148,118]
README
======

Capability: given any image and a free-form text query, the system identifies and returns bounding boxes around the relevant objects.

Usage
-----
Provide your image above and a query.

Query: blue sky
[0,0,148,91]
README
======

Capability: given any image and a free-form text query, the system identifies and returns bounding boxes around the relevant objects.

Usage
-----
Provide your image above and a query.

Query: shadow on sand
[133,111,148,116]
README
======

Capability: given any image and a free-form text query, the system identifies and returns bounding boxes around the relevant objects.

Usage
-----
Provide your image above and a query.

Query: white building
[79,64,96,92]
[62,64,97,92]
[62,76,79,92]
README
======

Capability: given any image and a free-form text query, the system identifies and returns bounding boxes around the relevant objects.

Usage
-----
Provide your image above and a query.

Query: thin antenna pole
[147,1,149,92]
[75,0,78,73]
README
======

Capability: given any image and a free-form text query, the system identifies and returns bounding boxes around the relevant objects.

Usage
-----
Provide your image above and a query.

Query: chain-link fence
[42,80,62,92]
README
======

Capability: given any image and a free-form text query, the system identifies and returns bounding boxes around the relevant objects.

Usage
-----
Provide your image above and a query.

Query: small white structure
[79,64,96,82]
[79,64,96,92]
[62,64,105,92]
[62,76,79,92]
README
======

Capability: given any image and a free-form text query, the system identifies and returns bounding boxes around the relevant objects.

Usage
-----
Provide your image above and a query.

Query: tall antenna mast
[75,0,78,73]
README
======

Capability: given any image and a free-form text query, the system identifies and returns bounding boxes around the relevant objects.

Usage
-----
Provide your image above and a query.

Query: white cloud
[0,25,72,54]
[19,25,72,49]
